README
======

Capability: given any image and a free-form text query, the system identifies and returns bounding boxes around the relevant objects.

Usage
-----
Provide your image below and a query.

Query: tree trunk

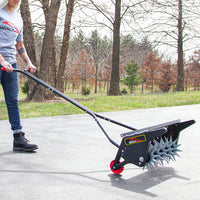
[151,77,154,93]
[33,0,61,101]
[176,0,184,91]
[95,64,98,94]
[108,0,121,96]
[49,39,57,88]
[56,0,75,93]
[20,0,38,102]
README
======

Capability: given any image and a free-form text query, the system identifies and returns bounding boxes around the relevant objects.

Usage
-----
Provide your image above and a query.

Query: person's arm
[15,41,36,73]
[0,53,13,73]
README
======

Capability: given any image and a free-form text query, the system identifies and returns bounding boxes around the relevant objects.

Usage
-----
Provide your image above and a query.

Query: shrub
[21,81,29,94]
[124,59,141,94]
[81,86,90,96]
[121,88,128,94]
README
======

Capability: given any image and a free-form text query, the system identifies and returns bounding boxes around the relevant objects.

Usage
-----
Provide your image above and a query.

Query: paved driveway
[0,104,199,200]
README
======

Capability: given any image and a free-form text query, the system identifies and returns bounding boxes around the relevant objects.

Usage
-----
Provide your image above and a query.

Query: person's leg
[1,63,38,151]
[1,63,22,131]
[0,65,2,84]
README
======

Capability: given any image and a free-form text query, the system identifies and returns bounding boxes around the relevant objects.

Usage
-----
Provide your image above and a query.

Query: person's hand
[27,63,37,73]
[0,61,13,73]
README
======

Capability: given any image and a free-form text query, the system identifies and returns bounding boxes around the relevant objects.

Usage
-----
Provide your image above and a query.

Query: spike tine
[169,136,173,143]
[173,138,178,144]
[144,136,182,170]
[163,157,170,163]
[147,163,151,171]
[151,162,156,169]
[170,154,176,161]
[174,152,180,157]
[164,136,168,143]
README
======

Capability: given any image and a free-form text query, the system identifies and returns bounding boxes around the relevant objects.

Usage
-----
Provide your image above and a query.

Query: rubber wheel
[110,160,124,174]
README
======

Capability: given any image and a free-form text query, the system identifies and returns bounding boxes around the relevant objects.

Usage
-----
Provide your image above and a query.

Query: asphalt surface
[0,104,200,200]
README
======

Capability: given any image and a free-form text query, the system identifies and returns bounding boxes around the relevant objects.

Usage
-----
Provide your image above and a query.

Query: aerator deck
[1,67,195,174]
[111,119,195,174]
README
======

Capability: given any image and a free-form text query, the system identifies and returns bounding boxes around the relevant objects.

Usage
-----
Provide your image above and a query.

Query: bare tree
[120,35,152,68]
[20,0,75,101]
[57,0,75,93]
[88,30,111,94]
[38,0,62,101]
[76,0,147,95]
[177,0,184,91]
[140,50,162,93]
[108,0,121,95]
[137,0,200,91]
[20,0,38,101]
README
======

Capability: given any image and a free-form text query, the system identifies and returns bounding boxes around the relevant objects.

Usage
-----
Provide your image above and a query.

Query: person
[0,0,38,151]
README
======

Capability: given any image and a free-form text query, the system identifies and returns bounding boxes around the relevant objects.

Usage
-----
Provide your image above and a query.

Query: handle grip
[1,67,30,72]
[1,67,6,71]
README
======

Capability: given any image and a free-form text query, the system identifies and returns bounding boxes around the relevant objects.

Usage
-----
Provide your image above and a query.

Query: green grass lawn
[1,84,200,120]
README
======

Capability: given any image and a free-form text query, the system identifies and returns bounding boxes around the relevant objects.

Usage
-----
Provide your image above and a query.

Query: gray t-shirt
[0,8,23,64]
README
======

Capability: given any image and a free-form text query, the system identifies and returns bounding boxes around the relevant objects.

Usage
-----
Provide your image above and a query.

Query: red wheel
[110,160,124,174]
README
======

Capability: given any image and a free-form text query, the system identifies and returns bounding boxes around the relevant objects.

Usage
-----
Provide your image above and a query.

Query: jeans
[0,63,22,131]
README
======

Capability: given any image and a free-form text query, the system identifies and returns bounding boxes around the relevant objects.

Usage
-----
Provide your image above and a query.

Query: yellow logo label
[124,134,146,145]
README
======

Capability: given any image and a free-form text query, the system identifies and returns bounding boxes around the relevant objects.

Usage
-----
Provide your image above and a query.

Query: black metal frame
[112,119,195,170]
[9,69,138,148]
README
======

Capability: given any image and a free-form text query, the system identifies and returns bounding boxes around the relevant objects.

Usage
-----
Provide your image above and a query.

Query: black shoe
[13,132,38,152]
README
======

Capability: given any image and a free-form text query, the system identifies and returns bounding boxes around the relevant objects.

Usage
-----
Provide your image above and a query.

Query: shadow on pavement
[0,151,190,197]
[109,167,190,197]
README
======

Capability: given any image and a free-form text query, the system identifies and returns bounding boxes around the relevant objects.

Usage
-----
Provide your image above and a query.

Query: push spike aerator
[1,67,195,174]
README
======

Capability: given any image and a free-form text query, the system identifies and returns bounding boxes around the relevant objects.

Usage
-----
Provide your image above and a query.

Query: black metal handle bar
[1,68,139,148]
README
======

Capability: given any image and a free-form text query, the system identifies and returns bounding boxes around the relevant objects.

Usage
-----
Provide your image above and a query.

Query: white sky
[28,0,200,62]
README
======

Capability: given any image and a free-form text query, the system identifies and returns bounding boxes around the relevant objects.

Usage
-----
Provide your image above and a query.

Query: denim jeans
[0,63,22,131]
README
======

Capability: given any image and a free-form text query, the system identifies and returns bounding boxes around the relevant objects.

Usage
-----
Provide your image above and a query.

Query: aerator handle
[1,67,30,72]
